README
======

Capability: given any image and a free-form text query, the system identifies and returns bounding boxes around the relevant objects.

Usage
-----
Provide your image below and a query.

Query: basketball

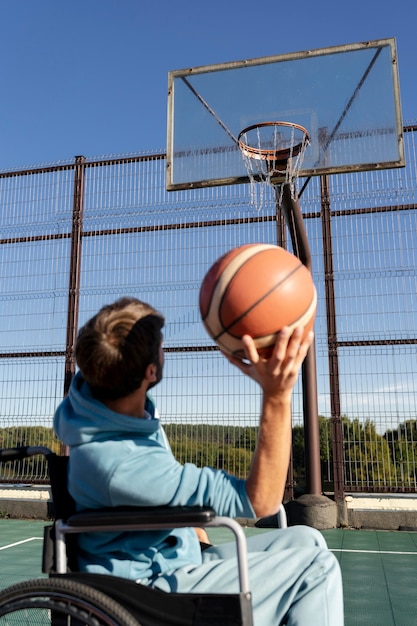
[199,243,317,358]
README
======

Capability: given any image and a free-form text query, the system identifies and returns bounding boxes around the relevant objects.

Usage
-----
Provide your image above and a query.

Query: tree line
[0,417,416,489]
[165,417,417,490]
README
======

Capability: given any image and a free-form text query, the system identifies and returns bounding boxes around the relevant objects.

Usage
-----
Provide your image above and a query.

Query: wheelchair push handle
[0,445,52,462]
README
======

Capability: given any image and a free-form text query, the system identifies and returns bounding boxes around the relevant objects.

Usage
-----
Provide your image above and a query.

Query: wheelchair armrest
[55,507,251,594]
[0,446,52,461]
[66,505,216,529]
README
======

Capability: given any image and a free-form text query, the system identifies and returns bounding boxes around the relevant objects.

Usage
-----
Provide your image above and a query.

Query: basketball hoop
[238,121,310,207]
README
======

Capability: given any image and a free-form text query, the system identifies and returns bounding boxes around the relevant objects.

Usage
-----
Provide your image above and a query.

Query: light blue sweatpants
[153,526,344,626]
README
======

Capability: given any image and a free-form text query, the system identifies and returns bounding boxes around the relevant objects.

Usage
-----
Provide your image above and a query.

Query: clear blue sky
[1,0,416,171]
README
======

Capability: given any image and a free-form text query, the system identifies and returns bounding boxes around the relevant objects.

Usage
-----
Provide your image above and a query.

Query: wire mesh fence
[0,127,416,495]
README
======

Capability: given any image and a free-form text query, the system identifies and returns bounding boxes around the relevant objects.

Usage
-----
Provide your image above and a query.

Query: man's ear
[145,363,157,382]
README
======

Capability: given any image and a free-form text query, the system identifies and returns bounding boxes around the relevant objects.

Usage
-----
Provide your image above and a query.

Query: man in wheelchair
[53,297,344,625]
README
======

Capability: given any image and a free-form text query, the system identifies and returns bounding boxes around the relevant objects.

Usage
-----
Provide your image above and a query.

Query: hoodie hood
[54,371,159,447]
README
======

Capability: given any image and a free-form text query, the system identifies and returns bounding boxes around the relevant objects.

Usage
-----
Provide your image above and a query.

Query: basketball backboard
[166,38,404,191]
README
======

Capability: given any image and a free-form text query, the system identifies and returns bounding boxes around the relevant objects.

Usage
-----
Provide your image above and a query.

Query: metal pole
[320,175,345,502]
[275,201,295,501]
[63,156,86,397]
[278,183,322,495]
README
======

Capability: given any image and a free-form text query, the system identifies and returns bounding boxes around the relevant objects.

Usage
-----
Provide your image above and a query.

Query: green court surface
[1,520,416,625]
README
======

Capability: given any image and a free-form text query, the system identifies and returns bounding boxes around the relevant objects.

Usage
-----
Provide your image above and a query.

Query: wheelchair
[0,445,269,625]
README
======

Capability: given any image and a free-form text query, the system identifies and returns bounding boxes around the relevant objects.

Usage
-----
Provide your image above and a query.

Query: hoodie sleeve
[108,442,256,519]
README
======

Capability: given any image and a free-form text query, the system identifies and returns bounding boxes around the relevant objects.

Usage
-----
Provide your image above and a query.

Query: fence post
[320,174,347,523]
[63,156,86,398]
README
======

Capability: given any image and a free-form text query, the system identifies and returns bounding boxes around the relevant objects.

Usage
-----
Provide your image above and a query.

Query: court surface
[0,519,416,625]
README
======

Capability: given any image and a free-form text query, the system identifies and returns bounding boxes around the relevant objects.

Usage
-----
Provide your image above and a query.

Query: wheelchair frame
[0,445,263,626]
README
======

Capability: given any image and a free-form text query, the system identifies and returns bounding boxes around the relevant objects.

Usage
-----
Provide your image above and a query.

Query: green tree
[384,420,417,487]
[292,415,333,489]
[343,418,397,487]
[0,426,61,482]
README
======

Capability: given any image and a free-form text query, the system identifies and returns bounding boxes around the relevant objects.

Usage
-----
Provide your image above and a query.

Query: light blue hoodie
[53,372,255,583]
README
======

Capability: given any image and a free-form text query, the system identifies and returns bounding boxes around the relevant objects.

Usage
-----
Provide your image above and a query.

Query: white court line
[331,548,417,555]
[0,537,42,551]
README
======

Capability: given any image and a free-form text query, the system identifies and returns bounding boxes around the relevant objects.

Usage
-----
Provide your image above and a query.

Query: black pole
[278,183,322,495]
[275,199,295,501]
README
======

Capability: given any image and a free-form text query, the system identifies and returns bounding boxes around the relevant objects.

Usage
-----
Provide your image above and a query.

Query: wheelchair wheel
[0,577,141,625]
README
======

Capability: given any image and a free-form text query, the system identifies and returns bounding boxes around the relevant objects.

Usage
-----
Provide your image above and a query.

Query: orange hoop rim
[238,121,310,162]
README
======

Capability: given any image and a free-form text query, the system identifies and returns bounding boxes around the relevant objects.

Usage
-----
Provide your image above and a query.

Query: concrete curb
[0,486,52,520]
[1,489,417,530]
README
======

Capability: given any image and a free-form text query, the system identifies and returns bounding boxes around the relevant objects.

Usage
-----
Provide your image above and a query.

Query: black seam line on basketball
[201,247,266,324]
[213,262,305,341]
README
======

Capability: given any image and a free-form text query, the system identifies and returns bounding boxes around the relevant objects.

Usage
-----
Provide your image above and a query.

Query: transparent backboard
[166,38,404,191]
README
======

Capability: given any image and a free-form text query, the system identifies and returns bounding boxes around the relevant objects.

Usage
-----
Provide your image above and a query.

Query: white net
[238,122,310,208]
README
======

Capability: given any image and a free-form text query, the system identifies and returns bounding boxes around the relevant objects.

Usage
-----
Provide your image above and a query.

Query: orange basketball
[199,243,316,358]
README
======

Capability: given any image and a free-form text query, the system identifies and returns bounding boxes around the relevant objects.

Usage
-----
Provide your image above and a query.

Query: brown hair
[75,297,164,400]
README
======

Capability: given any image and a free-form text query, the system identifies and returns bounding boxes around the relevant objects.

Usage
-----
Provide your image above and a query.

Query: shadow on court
[1,520,416,625]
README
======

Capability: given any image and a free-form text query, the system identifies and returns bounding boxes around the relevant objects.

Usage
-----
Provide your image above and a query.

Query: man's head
[75,297,165,401]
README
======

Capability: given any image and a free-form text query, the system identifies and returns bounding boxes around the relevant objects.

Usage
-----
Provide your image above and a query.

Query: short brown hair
[75,297,164,400]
